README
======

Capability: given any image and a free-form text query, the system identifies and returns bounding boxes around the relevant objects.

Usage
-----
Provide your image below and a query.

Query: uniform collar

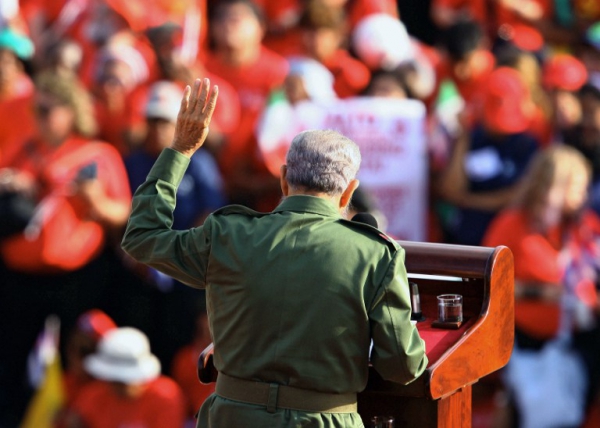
[272,195,342,218]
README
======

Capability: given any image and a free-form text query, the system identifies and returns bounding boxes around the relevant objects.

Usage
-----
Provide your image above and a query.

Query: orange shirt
[72,377,186,428]
[171,344,215,417]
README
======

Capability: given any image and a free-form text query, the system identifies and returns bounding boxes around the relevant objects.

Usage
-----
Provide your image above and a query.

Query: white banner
[257,97,428,241]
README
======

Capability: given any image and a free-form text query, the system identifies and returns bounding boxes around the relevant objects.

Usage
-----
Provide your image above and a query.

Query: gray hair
[285,130,361,195]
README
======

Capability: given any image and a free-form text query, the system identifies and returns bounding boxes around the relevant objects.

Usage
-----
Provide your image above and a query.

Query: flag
[20,315,65,428]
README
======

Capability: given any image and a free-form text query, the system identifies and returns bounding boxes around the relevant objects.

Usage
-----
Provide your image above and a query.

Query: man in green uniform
[122,78,428,427]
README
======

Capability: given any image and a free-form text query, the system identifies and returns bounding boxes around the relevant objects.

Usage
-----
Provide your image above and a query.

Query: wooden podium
[358,241,514,428]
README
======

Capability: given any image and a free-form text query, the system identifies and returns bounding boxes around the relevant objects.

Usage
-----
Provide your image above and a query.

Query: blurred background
[1,0,600,427]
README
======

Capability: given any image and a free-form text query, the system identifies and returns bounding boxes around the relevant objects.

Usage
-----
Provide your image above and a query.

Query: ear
[280,165,290,196]
[339,179,359,210]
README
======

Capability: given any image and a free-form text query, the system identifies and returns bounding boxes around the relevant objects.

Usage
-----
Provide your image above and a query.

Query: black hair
[209,0,265,25]
[440,21,484,61]
[580,83,600,102]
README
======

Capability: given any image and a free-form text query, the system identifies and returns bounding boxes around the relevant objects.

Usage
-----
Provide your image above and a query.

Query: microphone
[410,282,425,321]
[351,212,378,228]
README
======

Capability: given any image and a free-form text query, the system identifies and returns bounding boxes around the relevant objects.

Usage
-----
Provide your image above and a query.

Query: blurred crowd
[1,0,600,427]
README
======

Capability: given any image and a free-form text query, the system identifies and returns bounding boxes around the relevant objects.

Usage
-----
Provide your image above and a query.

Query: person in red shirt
[436,20,495,127]
[53,309,117,428]
[299,0,371,98]
[0,28,35,167]
[63,310,118,407]
[542,53,588,144]
[65,327,186,428]
[495,45,553,147]
[254,0,397,58]
[128,23,241,156]
[91,42,151,156]
[205,0,288,209]
[0,71,131,273]
[483,145,600,428]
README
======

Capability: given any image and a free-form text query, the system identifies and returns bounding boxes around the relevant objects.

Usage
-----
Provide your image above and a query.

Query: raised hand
[171,78,219,158]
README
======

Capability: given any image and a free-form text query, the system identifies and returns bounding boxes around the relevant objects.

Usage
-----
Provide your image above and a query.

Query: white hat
[84,327,161,384]
[96,43,150,90]
[287,57,337,103]
[145,81,183,122]
[352,14,414,71]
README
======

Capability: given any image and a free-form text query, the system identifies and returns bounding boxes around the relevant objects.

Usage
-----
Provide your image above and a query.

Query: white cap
[352,14,414,71]
[288,57,337,103]
[145,81,183,122]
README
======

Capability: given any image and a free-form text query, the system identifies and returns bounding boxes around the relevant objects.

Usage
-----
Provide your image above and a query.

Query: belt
[215,373,358,414]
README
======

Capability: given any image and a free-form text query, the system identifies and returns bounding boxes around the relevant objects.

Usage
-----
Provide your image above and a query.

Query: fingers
[178,77,217,120]
[203,85,219,124]
[198,78,210,111]
[187,78,201,111]
[179,85,191,115]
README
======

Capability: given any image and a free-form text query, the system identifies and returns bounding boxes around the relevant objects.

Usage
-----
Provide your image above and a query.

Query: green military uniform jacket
[122,148,428,427]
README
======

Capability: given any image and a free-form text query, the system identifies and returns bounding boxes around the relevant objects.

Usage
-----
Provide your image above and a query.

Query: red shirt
[204,47,288,174]
[0,94,35,169]
[72,377,186,428]
[434,49,495,127]
[323,50,371,98]
[483,208,600,340]
[1,136,131,273]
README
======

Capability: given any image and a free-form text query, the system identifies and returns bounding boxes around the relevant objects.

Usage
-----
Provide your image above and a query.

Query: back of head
[285,130,361,195]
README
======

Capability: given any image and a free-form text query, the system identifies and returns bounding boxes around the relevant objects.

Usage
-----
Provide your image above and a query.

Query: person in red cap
[436,66,540,245]
[495,45,553,146]
[63,310,117,404]
[543,54,588,144]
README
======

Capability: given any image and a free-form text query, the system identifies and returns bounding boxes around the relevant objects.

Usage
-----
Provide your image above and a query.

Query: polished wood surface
[358,242,514,427]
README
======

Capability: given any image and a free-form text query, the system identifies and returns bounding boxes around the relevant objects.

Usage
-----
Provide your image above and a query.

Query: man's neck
[287,189,343,212]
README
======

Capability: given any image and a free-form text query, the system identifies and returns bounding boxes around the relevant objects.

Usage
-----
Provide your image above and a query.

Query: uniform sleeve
[121,148,211,289]
[369,248,428,384]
